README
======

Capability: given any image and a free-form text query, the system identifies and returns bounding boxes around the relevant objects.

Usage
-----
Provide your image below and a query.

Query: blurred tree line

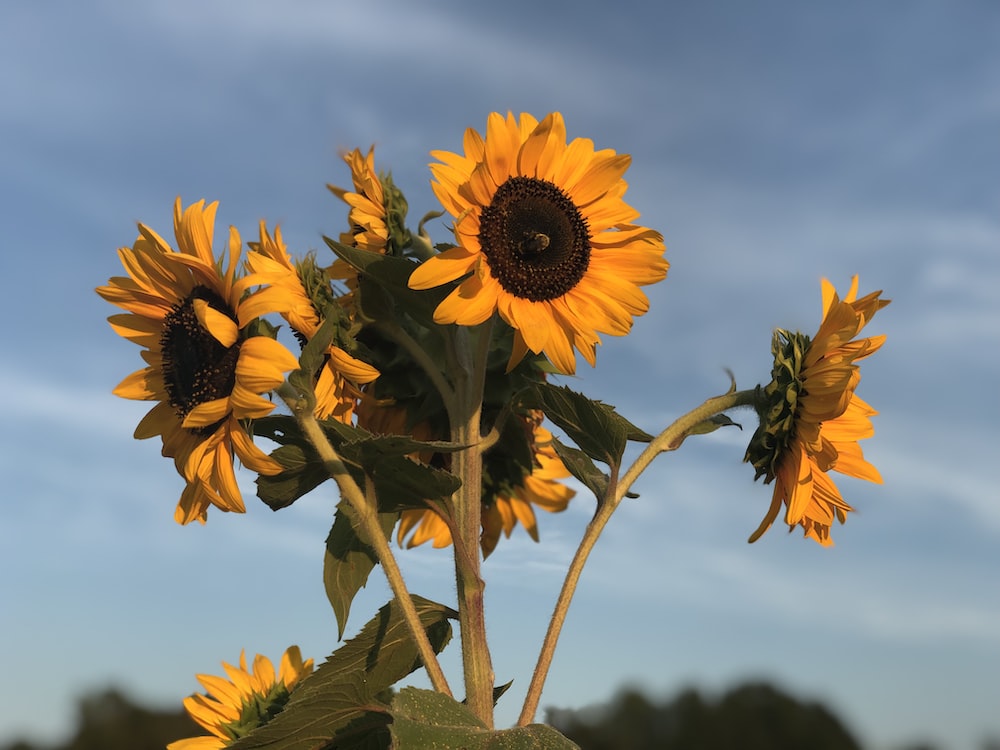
[3,681,995,750]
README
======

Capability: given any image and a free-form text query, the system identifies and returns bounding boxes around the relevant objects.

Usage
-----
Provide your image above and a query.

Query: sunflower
[391,417,576,556]
[327,146,391,256]
[326,146,413,308]
[96,198,300,524]
[168,646,314,750]
[744,276,890,546]
[246,221,379,423]
[407,112,669,375]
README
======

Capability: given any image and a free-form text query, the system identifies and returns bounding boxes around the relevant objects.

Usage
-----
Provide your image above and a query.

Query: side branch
[517,387,758,725]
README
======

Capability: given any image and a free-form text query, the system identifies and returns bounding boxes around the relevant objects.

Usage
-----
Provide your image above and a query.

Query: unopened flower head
[744,276,889,545]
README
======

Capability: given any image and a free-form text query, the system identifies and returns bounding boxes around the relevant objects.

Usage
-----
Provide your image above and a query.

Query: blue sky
[2,2,998,749]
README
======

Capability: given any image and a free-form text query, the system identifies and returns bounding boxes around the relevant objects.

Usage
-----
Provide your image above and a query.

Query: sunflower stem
[277,383,453,699]
[517,387,758,725]
[450,317,496,727]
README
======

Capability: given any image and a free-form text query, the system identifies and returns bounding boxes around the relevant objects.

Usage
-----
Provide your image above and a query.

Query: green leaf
[324,506,399,640]
[370,457,460,514]
[229,597,455,750]
[322,237,451,328]
[688,413,742,436]
[253,417,337,511]
[549,437,610,502]
[521,383,652,469]
[389,688,579,749]
[254,417,461,513]
[673,413,743,451]
[287,310,343,412]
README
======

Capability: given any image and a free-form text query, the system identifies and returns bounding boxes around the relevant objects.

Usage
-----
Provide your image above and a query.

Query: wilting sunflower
[246,221,379,422]
[408,111,669,375]
[96,198,300,524]
[393,418,576,556]
[744,276,890,546]
[168,646,314,750]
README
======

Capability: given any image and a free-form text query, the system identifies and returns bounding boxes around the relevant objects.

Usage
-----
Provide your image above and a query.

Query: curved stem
[278,384,453,698]
[517,388,758,725]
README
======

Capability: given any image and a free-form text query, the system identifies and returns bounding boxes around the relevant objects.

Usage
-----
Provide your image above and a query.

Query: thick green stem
[450,320,495,727]
[278,384,453,698]
[517,388,758,725]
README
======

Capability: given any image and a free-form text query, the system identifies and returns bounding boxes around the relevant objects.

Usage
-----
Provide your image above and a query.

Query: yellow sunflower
[96,198,299,524]
[327,146,391,256]
[745,276,890,545]
[407,111,669,375]
[391,418,576,556]
[168,646,314,750]
[246,221,379,423]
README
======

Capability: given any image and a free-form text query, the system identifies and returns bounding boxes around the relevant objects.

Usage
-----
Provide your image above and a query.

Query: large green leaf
[520,383,652,470]
[389,688,579,749]
[229,597,455,750]
[324,506,399,640]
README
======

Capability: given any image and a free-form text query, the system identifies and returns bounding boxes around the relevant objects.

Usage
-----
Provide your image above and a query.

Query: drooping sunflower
[744,276,890,546]
[246,221,379,423]
[407,111,669,375]
[168,646,314,750]
[96,198,300,524]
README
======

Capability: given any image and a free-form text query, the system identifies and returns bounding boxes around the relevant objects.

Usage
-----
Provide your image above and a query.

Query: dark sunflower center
[478,176,591,302]
[161,286,240,429]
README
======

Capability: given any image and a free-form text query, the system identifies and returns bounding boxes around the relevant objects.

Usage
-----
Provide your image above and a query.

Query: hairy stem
[450,318,496,726]
[517,387,758,725]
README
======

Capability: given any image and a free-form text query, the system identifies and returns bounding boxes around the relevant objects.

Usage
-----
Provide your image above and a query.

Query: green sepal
[324,506,398,640]
[228,597,455,750]
[519,383,652,470]
[744,329,810,483]
[389,688,579,749]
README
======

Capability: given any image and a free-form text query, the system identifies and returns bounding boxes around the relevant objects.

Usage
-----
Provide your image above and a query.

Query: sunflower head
[97,198,300,524]
[246,222,380,423]
[392,410,575,556]
[744,328,811,483]
[744,276,890,545]
[408,112,668,375]
[168,647,313,750]
[327,146,411,261]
